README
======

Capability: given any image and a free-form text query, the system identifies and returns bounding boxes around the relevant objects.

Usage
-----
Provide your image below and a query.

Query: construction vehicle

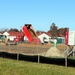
[22,24,41,44]
[0,34,22,45]
[0,24,41,44]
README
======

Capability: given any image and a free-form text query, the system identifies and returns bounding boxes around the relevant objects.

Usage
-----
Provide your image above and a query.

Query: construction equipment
[22,24,41,44]
[0,35,20,45]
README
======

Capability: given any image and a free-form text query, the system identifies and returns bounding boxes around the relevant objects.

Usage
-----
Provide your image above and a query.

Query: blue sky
[0,0,75,31]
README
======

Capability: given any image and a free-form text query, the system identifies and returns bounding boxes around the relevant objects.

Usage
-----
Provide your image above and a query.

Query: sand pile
[45,47,64,57]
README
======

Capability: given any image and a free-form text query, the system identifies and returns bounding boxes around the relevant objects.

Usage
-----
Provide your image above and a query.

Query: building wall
[38,33,50,43]
[7,36,16,41]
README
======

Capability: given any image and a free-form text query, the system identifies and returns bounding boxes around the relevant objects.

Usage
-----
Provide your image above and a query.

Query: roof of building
[8,31,24,37]
[58,34,64,37]
[36,32,51,36]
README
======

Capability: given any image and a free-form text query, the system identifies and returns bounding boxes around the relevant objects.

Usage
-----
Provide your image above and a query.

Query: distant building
[37,32,65,44]
[3,31,24,41]
[37,33,51,44]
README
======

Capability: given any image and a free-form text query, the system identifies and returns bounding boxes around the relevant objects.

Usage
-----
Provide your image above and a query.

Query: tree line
[49,23,69,38]
[0,23,69,38]
[36,23,69,38]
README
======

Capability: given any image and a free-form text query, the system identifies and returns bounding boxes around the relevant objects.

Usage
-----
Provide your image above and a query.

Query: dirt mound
[45,47,64,57]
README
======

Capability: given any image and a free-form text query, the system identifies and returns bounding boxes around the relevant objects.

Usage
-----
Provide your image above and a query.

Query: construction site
[0,24,75,67]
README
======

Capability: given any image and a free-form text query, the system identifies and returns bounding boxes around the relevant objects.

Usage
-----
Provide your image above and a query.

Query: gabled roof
[8,32,24,37]
[3,31,24,37]
[38,33,50,39]
[3,32,9,36]
[36,32,64,37]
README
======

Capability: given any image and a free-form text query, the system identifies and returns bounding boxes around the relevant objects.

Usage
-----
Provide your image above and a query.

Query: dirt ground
[19,43,67,51]
[0,43,67,56]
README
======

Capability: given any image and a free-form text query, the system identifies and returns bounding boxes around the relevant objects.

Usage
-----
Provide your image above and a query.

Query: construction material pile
[45,47,64,57]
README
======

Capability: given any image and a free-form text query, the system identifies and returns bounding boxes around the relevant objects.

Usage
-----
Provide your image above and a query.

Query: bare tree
[0,28,9,32]
[8,28,19,32]
[58,28,69,36]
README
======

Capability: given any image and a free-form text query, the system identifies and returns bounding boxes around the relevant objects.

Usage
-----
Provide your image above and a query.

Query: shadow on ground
[0,52,75,67]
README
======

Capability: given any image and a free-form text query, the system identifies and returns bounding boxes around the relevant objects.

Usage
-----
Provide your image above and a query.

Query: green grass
[0,58,75,75]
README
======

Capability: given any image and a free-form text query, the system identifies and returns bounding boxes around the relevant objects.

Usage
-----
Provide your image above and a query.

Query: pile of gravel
[45,47,64,57]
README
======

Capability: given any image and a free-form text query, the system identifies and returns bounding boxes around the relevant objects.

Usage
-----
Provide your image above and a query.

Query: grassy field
[0,58,75,75]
